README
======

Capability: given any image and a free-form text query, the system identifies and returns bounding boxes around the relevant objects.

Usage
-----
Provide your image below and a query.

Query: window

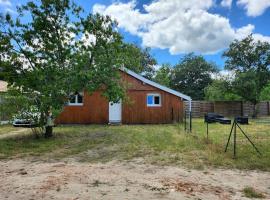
[147,93,161,107]
[68,92,83,106]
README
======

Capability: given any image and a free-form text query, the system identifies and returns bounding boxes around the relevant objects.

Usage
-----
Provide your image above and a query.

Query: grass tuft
[243,187,265,198]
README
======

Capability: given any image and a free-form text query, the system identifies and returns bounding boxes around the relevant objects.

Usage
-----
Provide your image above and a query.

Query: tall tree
[260,82,270,100]
[260,83,270,101]
[153,63,172,87]
[204,77,241,101]
[0,0,125,137]
[119,43,157,79]
[171,53,218,100]
[223,35,270,117]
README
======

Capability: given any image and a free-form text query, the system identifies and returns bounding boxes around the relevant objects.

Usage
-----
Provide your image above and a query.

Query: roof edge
[120,67,192,101]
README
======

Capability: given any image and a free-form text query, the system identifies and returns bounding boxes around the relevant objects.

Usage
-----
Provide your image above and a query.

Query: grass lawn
[0,124,18,135]
[0,118,269,171]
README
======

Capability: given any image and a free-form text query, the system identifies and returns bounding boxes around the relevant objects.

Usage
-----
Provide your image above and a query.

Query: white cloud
[93,1,150,35]
[93,0,270,55]
[5,8,17,14]
[252,33,270,43]
[141,9,237,54]
[0,0,16,15]
[237,0,270,16]
[221,0,233,8]
[235,24,255,39]
[0,0,11,7]
[235,24,270,42]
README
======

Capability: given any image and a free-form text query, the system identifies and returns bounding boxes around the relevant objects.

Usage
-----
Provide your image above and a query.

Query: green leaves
[153,64,172,87]
[223,35,270,106]
[260,82,270,100]
[223,35,270,73]
[0,0,127,125]
[118,44,157,80]
[171,53,218,100]
[204,78,242,101]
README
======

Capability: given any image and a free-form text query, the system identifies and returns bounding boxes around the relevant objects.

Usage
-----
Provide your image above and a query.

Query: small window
[68,92,83,106]
[69,94,76,104]
[154,96,160,104]
[77,93,83,104]
[147,93,161,107]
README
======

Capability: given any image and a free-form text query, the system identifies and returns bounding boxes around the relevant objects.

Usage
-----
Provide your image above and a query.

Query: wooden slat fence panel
[184,101,270,118]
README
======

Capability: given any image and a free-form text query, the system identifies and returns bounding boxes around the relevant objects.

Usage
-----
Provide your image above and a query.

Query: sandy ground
[0,159,269,200]
[0,128,28,139]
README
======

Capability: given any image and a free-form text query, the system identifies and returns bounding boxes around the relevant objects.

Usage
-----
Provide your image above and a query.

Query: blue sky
[1,0,270,69]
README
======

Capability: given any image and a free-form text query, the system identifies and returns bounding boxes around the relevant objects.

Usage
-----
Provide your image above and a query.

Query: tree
[0,0,125,137]
[0,67,3,80]
[0,89,32,123]
[260,82,270,100]
[233,72,260,117]
[153,63,172,87]
[204,78,241,101]
[119,43,157,79]
[171,53,218,100]
[223,35,270,117]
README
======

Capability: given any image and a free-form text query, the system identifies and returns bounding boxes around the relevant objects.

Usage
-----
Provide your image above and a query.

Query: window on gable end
[68,92,84,106]
[147,93,161,107]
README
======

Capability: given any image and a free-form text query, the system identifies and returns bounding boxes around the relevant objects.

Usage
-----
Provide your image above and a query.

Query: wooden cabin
[56,68,191,124]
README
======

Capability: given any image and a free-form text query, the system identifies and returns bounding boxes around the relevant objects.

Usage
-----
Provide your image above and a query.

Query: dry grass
[0,118,269,170]
[0,124,18,135]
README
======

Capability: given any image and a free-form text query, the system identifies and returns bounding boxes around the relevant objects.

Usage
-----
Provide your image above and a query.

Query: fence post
[189,111,192,133]
[241,101,244,116]
[184,111,186,131]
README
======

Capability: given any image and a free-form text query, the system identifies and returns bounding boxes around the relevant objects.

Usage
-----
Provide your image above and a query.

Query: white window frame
[68,92,84,106]
[147,93,161,107]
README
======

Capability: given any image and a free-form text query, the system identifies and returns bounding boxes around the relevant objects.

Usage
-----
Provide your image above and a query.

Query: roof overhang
[120,67,192,101]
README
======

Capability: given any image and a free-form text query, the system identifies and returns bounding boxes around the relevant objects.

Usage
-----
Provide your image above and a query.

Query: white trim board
[120,67,192,101]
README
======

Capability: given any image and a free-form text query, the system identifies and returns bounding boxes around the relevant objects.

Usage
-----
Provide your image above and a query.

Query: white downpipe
[189,99,192,113]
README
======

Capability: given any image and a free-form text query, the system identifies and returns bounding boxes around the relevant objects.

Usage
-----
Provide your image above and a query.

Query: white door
[109,100,122,123]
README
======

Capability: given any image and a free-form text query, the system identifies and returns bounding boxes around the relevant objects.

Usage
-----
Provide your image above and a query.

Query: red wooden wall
[56,91,108,124]
[121,72,183,124]
[56,72,183,124]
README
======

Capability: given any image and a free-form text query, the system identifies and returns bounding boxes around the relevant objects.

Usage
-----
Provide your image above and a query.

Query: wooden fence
[184,101,270,118]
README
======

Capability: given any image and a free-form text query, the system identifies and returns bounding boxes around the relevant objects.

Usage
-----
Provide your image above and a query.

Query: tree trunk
[45,126,53,138]
[252,103,257,118]
[44,113,54,138]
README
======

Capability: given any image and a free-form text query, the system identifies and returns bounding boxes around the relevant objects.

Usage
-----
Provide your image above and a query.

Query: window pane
[147,95,153,105]
[154,96,160,104]
[70,95,76,103]
[77,94,83,103]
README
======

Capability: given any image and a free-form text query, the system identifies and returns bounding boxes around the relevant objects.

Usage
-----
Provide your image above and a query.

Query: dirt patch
[0,128,28,139]
[0,159,269,200]
[161,179,232,199]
